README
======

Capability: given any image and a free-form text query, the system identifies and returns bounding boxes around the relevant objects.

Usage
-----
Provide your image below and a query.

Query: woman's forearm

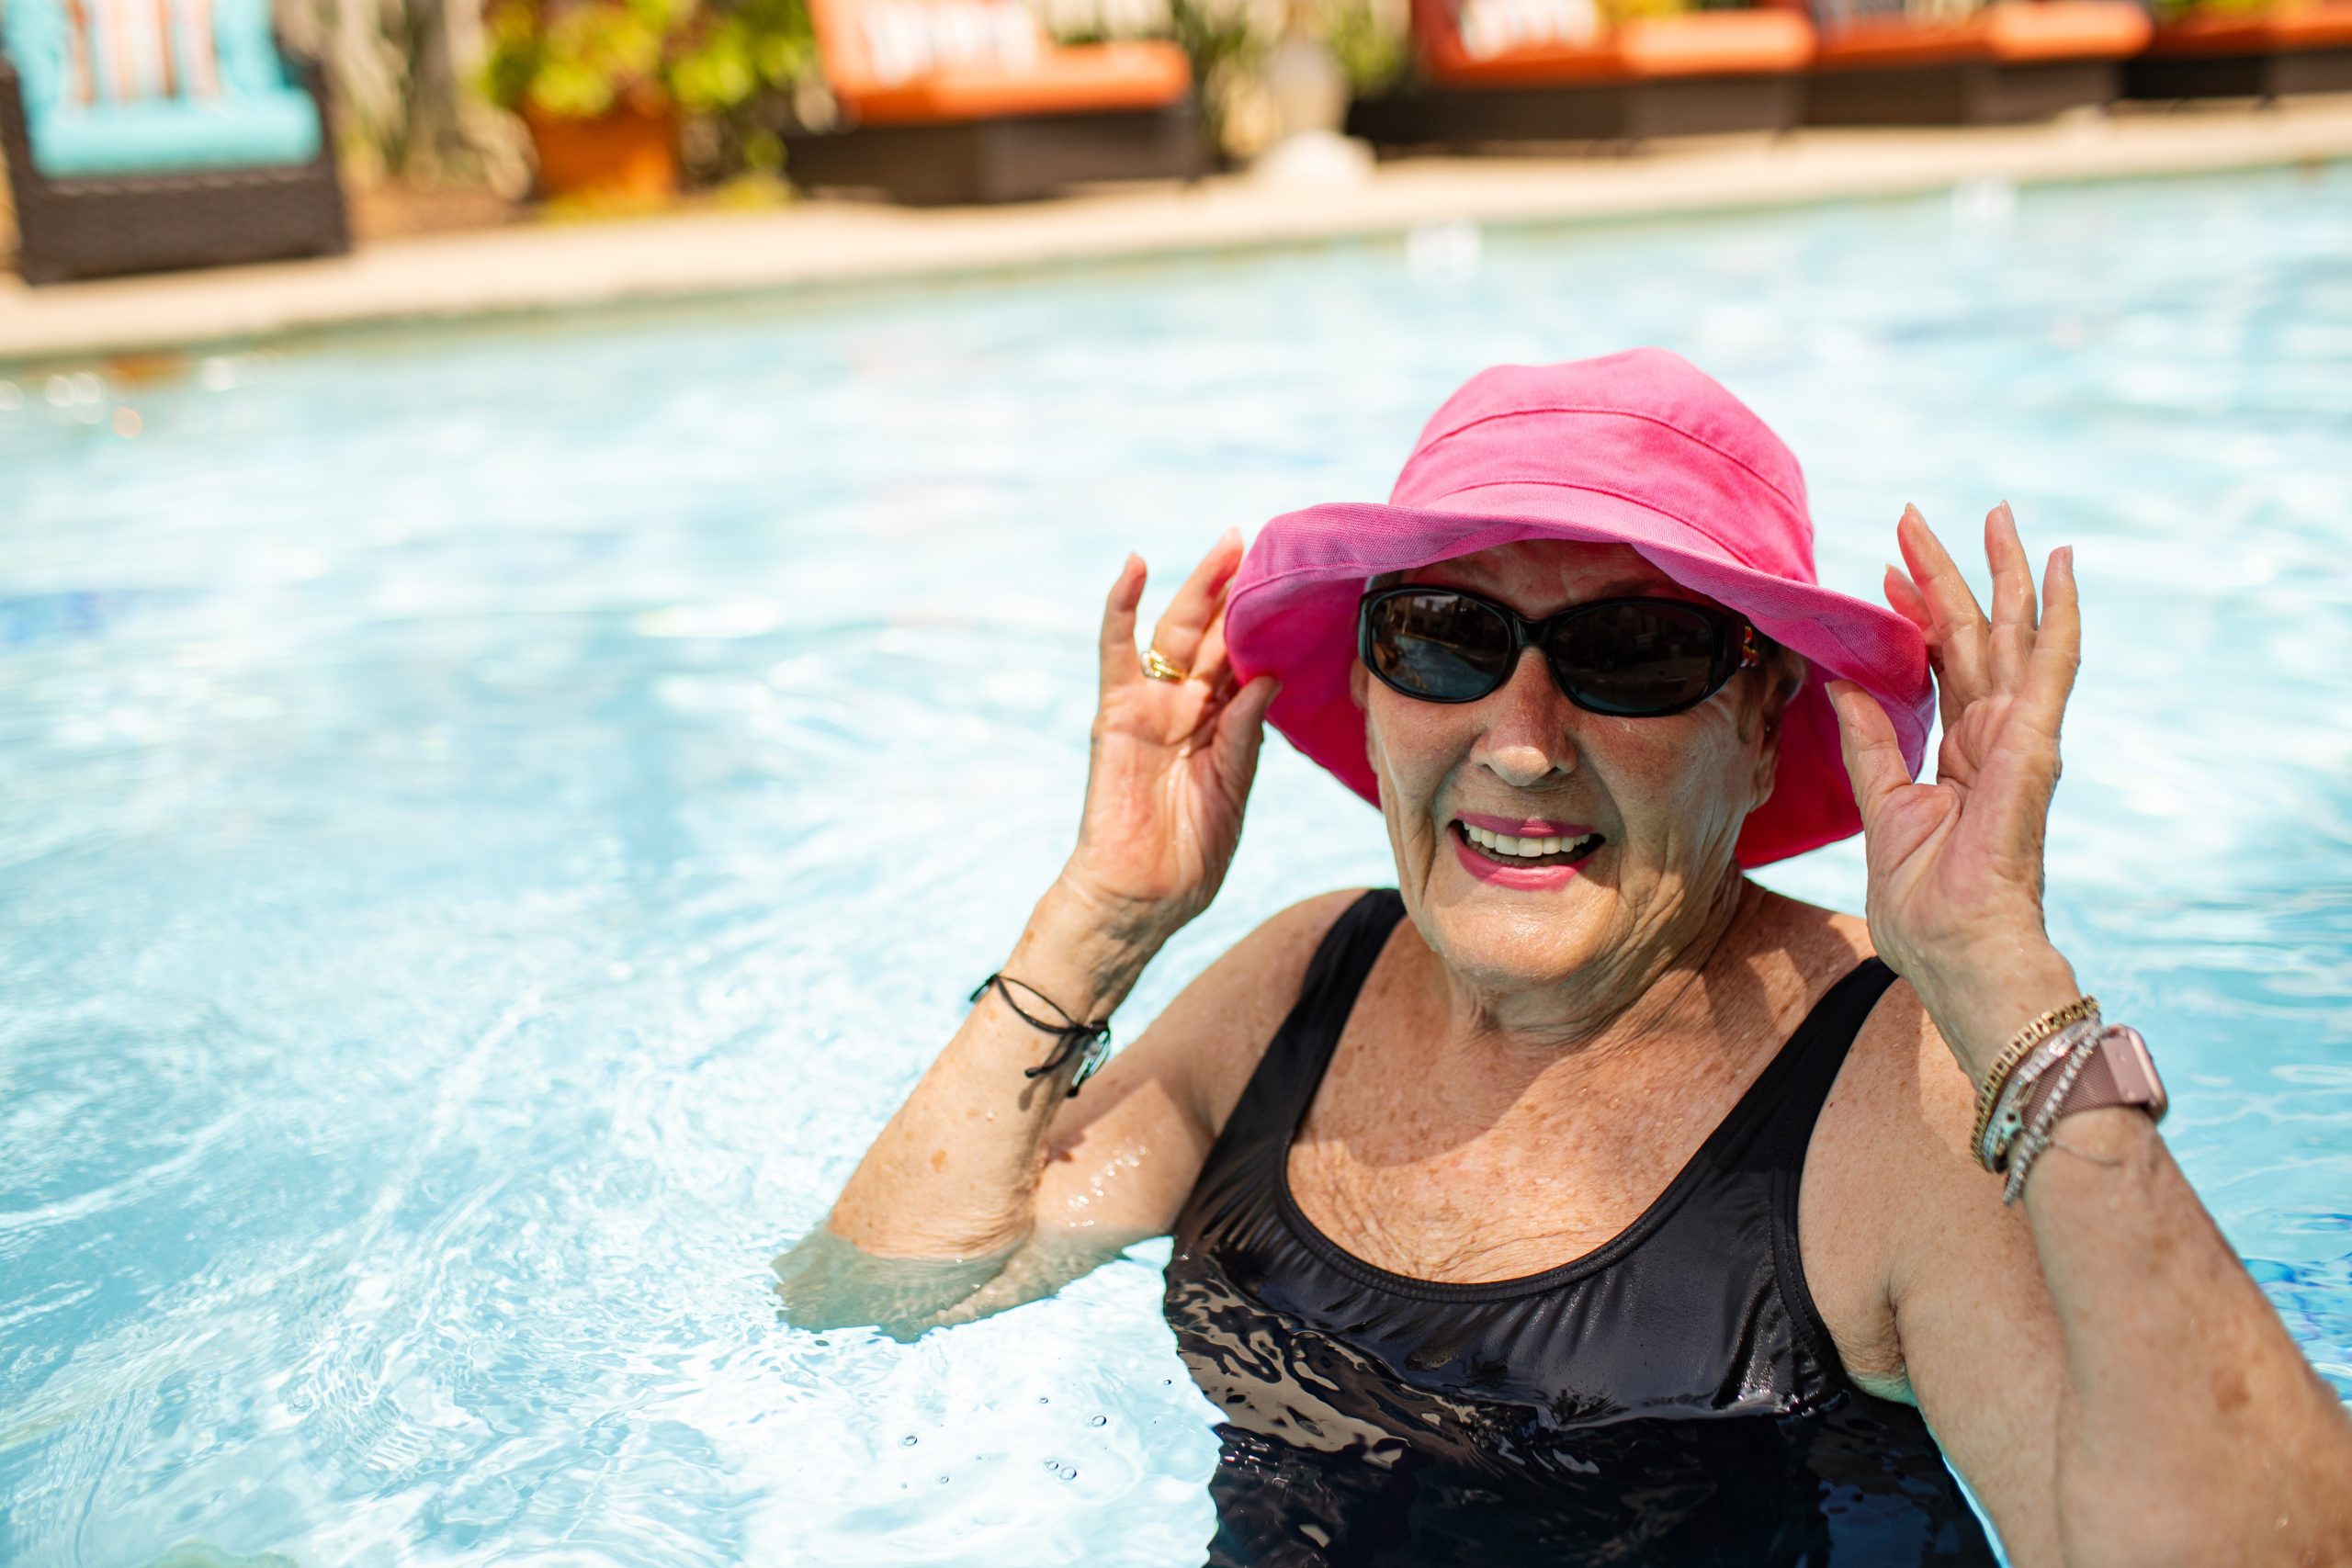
[2026,1105,2352,1564]
[821,876,1168,1260]
[1921,951,2352,1565]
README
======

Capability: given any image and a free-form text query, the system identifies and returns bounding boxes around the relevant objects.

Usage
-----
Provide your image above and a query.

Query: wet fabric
[1162,887,1999,1566]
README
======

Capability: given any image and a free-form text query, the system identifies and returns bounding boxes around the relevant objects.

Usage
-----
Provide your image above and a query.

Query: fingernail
[2059,544,2075,569]
[1884,561,1904,579]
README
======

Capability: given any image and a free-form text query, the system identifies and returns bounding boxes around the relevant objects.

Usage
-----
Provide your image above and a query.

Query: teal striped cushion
[28,86,322,176]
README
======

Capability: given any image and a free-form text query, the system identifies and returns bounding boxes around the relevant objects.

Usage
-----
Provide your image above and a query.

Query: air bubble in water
[900,1435,918,1447]
[1089,1415,1107,1427]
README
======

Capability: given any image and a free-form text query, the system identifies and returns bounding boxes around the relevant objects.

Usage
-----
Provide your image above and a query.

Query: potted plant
[482,0,814,200]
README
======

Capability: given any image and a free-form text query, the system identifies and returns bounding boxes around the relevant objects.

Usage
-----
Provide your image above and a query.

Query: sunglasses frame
[1356,584,1762,716]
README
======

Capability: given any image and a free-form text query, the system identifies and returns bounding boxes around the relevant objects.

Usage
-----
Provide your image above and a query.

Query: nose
[1473,647,1581,789]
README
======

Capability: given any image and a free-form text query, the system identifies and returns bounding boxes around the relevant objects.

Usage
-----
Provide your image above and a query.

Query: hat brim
[1223,491,1935,867]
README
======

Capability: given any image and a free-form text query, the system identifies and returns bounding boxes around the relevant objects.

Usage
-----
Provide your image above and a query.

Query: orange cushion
[1618,8,1815,72]
[838,38,1190,122]
[1980,0,2151,60]
[1427,6,1814,85]
[1811,0,2148,66]
[2147,0,2352,55]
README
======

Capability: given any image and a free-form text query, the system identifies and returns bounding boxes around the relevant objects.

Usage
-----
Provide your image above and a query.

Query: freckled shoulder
[1119,886,1377,1146]
[1796,911,2004,1399]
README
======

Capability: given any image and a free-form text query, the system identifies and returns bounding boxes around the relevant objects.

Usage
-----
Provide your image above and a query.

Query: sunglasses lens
[1548,602,1730,714]
[1365,590,1516,701]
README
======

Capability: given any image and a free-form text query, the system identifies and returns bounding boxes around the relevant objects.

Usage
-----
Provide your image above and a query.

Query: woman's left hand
[1826,501,2081,1080]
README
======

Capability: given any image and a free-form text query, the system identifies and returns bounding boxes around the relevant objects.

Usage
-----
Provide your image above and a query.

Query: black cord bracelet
[968,973,1114,1098]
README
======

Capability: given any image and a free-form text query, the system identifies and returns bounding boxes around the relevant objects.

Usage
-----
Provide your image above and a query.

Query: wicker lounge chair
[1346,0,1815,149]
[2125,0,2352,98]
[1775,0,2153,124]
[785,0,1197,203]
[1,0,349,284]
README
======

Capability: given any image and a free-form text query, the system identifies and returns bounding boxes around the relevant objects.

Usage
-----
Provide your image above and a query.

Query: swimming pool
[4,161,2349,1566]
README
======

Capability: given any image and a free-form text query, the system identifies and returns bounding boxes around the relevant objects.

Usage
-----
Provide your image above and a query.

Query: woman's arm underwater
[773,529,1287,1339]
[1828,502,2352,1566]
[774,887,1363,1339]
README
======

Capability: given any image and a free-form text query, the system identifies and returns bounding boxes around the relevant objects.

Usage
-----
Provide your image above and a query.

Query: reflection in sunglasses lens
[1370,592,1515,699]
[1550,603,1721,713]
[1369,592,1730,713]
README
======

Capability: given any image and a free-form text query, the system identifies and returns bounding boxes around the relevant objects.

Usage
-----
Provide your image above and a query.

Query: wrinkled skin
[1351,539,1807,1049]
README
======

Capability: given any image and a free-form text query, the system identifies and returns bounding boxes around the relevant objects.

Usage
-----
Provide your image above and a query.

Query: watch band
[2019,1023,2166,1133]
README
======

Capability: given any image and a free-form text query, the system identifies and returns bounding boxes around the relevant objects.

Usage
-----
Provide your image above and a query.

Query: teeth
[1462,822,1598,859]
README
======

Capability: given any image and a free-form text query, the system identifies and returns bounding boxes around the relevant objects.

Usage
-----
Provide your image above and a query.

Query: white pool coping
[4,95,2350,366]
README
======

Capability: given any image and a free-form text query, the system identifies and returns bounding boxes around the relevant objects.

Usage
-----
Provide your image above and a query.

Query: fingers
[1826,677,1914,833]
[1192,596,1234,698]
[1097,552,1148,697]
[1147,527,1245,680]
[1882,561,1932,633]
[2013,545,2080,745]
[1209,674,1283,802]
[1895,504,1993,710]
[1984,501,2040,694]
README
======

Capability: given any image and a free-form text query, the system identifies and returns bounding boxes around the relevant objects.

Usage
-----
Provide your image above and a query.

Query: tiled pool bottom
[2,162,2348,1566]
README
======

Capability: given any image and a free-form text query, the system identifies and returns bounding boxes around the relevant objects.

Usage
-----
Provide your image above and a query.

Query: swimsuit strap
[1213,888,1406,1157]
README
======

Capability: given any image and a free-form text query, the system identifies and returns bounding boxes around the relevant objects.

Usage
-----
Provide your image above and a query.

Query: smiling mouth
[1452,819,1606,868]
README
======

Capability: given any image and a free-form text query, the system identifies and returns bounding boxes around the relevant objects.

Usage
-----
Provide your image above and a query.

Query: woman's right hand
[1058,527,1283,942]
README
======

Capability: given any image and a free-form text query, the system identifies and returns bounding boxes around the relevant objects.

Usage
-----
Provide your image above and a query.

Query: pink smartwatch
[2021,1023,2168,1131]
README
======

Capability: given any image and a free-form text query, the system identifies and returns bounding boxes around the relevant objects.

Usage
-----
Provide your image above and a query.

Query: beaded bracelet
[969,973,1114,1099]
[1970,993,2100,1170]
[1979,1015,2104,1174]
[2002,1027,2109,1205]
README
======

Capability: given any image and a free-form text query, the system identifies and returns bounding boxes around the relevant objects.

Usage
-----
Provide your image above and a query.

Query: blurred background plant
[481,0,813,183]
[1049,0,1402,164]
[277,0,535,195]
[1319,0,1406,96]
[2141,0,2273,19]
[271,0,1397,205]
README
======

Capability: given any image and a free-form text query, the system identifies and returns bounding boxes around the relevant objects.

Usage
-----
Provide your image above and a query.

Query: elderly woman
[780,350,2352,1564]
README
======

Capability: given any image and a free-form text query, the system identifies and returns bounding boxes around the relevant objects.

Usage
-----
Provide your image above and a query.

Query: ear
[1349,659,1369,714]
[1749,651,1808,809]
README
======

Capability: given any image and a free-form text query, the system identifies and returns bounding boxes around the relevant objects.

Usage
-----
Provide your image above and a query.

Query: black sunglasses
[1358,585,1761,716]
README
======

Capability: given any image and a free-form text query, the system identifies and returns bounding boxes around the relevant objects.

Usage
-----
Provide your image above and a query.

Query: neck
[1415,867,1762,1122]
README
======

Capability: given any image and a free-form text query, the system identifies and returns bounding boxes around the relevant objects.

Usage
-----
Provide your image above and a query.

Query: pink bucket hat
[1222,347,1934,867]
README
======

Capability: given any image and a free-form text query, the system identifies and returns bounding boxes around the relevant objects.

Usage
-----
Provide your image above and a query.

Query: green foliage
[1318,0,1405,96]
[1163,0,1261,160]
[2144,0,2271,17]
[481,0,814,121]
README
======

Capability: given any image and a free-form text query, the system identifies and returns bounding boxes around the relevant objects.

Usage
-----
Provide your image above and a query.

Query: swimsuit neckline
[1268,888,1879,1305]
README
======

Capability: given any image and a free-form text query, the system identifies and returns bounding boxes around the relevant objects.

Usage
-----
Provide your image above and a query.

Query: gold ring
[1142,647,1188,682]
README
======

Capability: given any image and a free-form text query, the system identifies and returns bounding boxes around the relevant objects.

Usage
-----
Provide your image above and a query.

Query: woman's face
[1352,540,1799,998]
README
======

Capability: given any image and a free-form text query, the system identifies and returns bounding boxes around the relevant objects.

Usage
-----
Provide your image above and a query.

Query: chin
[1422,889,1615,978]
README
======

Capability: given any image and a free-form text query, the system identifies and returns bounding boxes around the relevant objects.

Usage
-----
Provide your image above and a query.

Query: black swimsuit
[1161,888,1999,1566]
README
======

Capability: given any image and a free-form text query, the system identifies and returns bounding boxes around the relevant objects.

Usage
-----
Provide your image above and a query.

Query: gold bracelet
[1969,993,2099,1170]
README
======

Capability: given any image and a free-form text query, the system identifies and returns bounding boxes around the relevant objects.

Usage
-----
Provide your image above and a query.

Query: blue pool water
[4,162,2350,1566]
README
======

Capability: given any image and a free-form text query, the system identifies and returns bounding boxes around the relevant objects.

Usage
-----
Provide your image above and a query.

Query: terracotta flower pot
[522,96,681,201]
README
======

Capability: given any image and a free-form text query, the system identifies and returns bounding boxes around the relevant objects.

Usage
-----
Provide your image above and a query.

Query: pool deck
[5,95,2351,367]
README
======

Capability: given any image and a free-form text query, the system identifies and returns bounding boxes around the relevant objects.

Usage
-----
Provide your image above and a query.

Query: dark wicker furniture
[783,99,1199,205]
[1348,2,1813,152]
[0,41,350,286]
[2124,3,2352,99]
[1781,0,2153,125]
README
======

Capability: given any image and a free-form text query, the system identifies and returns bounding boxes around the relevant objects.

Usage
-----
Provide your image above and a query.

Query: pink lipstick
[1453,811,1598,839]
[1447,815,1604,890]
